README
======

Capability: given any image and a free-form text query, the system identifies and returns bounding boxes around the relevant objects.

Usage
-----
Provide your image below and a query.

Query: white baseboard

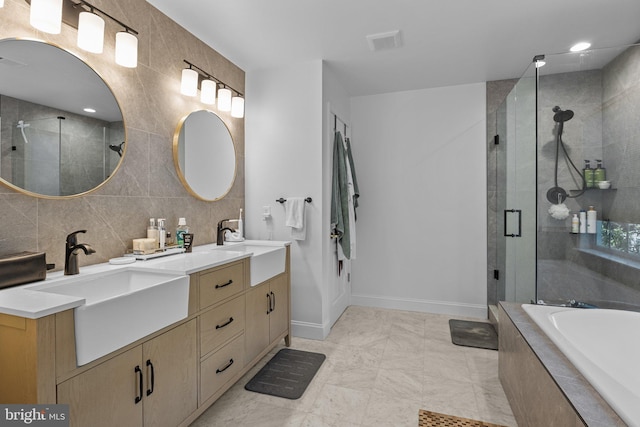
[350,293,487,319]
[291,319,331,340]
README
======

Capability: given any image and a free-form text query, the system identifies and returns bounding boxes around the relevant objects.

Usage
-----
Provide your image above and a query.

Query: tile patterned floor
[190,306,517,427]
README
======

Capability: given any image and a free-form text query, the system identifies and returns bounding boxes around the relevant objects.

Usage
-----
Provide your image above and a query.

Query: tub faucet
[216,219,237,245]
[65,230,96,275]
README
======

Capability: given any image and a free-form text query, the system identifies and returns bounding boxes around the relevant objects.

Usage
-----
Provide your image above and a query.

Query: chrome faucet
[65,230,96,275]
[216,219,237,245]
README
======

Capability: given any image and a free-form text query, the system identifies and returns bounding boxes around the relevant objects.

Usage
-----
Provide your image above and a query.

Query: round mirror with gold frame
[0,38,125,198]
[173,110,236,201]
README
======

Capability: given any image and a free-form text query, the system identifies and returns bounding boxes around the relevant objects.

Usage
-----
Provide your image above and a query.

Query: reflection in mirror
[0,39,124,198]
[174,110,236,201]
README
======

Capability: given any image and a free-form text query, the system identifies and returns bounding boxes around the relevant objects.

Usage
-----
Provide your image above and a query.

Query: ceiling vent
[366,30,402,52]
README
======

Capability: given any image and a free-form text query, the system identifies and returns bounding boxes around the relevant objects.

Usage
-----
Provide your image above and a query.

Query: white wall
[350,82,488,318]
[245,60,326,337]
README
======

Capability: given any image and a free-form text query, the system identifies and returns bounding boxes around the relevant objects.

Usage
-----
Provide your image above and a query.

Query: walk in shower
[489,42,640,313]
[0,95,124,197]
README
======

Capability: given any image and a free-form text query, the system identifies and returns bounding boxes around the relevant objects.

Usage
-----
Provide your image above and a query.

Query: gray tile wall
[0,0,245,271]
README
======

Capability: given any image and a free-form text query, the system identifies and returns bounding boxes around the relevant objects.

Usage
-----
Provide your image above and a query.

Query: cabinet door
[142,320,197,427]
[269,275,289,341]
[57,347,143,427]
[245,283,270,362]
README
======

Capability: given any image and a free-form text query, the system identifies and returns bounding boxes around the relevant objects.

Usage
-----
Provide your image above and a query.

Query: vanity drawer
[200,333,245,404]
[199,262,245,309]
[200,295,245,356]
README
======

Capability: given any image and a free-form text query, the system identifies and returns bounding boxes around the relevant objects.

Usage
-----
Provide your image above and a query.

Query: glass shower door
[495,67,538,304]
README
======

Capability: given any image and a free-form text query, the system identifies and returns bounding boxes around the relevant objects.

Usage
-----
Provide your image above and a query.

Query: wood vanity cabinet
[0,246,291,427]
[245,273,290,363]
[57,319,197,427]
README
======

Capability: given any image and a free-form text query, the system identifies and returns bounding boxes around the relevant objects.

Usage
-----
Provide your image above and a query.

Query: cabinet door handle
[270,291,275,313]
[215,279,233,289]
[216,358,234,374]
[146,359,155,396]
[134,365,143,404]
[215,317,234,329]
[266,293,271,314]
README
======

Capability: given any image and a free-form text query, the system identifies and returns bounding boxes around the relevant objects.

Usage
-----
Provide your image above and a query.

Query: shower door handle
[504,209,522,238]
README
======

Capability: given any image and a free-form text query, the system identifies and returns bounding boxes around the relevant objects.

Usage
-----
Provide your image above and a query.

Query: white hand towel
[285,197,306,240]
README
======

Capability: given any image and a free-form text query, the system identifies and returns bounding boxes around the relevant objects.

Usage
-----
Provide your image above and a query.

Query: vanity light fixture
[30,0,63,34]
[200,79,217,105]
[0,0,5,8]
[77,8,104,53]
[217,87,232,111]
[26,0,139,67]
[180,59,244,117]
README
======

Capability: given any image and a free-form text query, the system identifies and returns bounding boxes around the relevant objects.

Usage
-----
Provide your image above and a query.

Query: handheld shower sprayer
[109,141,125,157]
[16,120,30,144]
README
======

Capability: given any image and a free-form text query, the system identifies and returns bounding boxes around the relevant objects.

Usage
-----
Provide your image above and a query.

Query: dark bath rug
[449,319,498,350]
[245,348,326,399]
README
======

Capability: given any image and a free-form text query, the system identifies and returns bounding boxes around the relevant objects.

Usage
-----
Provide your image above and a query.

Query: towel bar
[276,197,312,203]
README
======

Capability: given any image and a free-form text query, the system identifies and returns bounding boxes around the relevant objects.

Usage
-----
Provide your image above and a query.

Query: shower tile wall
[0,0,245,270]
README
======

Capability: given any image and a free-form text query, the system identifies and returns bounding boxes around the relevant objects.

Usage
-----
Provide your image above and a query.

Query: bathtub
[522,304,640,427]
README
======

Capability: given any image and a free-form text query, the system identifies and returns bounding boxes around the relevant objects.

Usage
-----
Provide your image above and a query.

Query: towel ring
[276,197,312,204]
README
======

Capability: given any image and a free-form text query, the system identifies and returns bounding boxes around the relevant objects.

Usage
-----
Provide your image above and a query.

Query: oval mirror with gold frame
[173,110,236,201]
[0,39,125,198]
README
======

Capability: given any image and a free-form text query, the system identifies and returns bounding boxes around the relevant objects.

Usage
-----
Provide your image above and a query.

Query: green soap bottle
[583,160,594,188]
[594,159,606,184]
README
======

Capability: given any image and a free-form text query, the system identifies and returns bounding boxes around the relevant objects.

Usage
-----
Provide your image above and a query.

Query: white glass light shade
[217,88,232,111]
[231,96,244,118]
[30,0,63,34]
[200,79,217,104]
[115,31,138,68]
[181,68,198,97]
[77,12,105,54]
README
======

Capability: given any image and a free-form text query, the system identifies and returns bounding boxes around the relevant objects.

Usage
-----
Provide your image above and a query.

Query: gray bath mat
[245,348,326,399]
[449,319,498,350]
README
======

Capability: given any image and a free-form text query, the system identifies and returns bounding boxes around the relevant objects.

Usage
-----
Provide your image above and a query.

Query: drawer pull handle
[266,293,271,314]
[215,317,234,329]
[134,365,143,404]
[216,358,234,374]
[146,359,155,396]
[215,279,233,289]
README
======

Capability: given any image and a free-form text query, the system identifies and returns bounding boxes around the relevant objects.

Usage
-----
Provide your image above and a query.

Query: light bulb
[201,79,217,104]
[181,68,198,97]
[115,31,138,68]
[77,12,105,54]
[217,88,232,111]
[231,96,244,118]
[30,0,63,34]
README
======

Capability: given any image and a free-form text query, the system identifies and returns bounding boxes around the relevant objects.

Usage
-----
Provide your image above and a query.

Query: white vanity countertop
[0,240,290,319]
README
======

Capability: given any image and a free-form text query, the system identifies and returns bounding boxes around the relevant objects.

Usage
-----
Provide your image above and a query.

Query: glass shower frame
[494,42,640,311]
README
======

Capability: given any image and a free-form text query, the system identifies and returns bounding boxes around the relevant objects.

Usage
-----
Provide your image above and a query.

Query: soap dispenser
[583,160,594,188]
[158,218,166,249]
[594,159,606,184]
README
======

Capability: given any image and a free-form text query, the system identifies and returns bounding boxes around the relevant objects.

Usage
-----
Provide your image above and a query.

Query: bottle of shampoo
[238,209,244,240]
[147,218,159,247]
[579,209,587,233]
[594,160,606,184]
[571,214,579,234]
[583,160,594,188]
[176,217,189,248]
[158,218,166,249]
[587,206,597,234]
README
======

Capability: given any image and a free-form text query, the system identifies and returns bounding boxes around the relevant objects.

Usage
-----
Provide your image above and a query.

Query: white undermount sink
[34,268,189,366]
[215,243,286,286]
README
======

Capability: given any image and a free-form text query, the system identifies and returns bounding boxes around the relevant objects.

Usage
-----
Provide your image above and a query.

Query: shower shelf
[569,188,616,193]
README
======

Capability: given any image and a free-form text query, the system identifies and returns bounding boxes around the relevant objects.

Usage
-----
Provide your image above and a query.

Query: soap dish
[109,257,136,265]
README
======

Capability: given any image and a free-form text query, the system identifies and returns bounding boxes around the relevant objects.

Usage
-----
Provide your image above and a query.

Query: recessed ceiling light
[83,107,96,113]
[570,42,591,52]
[366,30,402,52]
